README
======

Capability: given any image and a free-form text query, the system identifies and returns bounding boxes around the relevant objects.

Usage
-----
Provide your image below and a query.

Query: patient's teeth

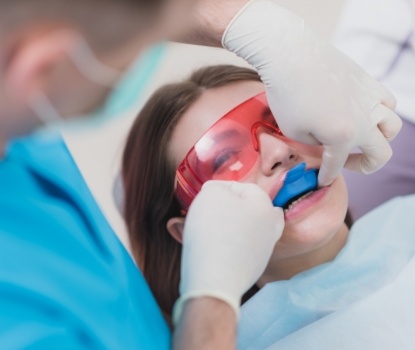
[284,190,315,213]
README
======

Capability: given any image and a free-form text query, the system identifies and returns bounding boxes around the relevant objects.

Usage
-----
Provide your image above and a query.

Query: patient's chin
[274,205,347,259]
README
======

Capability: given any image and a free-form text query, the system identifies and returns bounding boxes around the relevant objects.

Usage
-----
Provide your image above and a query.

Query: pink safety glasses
[175,91,283,210]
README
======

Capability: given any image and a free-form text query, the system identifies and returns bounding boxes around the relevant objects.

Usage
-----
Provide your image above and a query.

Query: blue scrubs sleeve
[0,134,170,349]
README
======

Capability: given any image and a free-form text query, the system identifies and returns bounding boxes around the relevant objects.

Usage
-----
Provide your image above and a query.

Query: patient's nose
[257,131,298,176]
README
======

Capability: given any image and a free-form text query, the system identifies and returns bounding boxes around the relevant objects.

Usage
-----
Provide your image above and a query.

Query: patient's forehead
[169,81,265,168]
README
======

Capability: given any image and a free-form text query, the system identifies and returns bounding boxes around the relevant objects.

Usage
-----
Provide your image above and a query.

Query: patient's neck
[257,223,349,286]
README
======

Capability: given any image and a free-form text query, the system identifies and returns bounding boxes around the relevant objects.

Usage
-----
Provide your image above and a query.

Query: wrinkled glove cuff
[172,291,240,326]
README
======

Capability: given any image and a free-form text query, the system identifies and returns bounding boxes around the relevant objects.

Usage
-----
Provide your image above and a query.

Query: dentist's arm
[173,298,236,350]
[182,0,402,186]
[172,181,284,349]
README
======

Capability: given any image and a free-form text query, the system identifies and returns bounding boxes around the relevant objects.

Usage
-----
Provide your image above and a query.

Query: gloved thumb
[273,206,285,241]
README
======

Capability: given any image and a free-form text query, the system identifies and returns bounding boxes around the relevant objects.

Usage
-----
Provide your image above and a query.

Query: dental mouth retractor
[273,162,318,208]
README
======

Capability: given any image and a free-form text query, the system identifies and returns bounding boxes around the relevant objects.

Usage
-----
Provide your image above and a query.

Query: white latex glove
[172,180,284,324]
[223,0,402,186]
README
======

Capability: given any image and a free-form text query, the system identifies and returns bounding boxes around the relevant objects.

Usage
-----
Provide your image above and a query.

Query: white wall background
[63,0,346,251]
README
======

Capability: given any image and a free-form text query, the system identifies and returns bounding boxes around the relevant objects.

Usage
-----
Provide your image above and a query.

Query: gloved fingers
[376,83,397,110]
[273,206,284,217]
[203,180,270,202]
[318,145,350,187]
[273,206,285,236]
[229,181,270,201]
[279,125,320,145]
[372,103,402,142]
[201,180,231,192]
[344,129,393,174]
[365,72,397,109]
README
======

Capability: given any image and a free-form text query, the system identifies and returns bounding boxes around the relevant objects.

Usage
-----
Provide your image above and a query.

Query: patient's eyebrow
[212,129,242,143]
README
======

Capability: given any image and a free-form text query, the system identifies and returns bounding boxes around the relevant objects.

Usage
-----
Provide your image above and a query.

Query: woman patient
[121,64,352,320]
[121,65,415,347]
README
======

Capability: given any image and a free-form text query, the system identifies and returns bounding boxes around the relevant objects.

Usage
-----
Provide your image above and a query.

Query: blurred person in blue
[0,0,402,349]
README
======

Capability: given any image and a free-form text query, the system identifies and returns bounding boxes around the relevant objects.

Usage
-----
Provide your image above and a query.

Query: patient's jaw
[168,80,350,283]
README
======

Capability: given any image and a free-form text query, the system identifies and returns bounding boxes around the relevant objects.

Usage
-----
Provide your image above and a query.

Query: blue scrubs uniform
[0,134,170,349]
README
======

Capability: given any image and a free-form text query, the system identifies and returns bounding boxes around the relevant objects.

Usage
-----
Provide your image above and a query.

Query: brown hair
[122,65,262,323]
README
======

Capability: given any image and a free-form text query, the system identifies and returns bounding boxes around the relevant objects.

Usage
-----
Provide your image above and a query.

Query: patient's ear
[166,217,185,244]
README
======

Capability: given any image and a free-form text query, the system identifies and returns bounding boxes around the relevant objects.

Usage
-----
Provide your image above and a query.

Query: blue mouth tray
[273,162,318,208]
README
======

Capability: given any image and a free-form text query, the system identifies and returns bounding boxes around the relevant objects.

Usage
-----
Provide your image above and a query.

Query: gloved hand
[172,180,284,324]
[223,0,402,186]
